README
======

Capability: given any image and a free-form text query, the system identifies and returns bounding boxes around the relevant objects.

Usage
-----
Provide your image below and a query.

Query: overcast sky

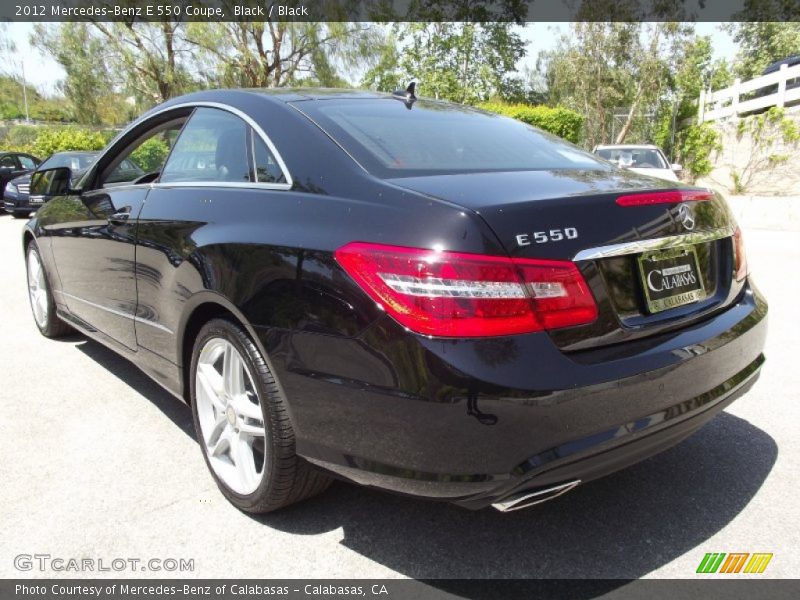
[4,22,735,96]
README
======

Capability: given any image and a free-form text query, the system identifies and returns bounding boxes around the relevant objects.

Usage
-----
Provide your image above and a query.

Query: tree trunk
[615,83,643,144]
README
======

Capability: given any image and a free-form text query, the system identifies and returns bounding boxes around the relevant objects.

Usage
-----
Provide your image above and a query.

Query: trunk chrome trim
[492,480,581,512]
[573,225,736,261]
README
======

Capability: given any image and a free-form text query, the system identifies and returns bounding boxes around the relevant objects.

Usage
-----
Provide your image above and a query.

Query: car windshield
[40,153,98,171]
[596,148,668,169]
[297,98,608,178]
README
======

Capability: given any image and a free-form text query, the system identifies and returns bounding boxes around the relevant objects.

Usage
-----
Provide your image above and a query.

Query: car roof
[763,55,800,74]
[50,150,99,156]
[242,88,388,102]
[157,88,415,111]
[595,144,660,150]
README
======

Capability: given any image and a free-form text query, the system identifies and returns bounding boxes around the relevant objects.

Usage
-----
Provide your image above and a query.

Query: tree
[541,22,693,148]
[90,20,197,106]
[365,22,525,104]
[32,24,109,125]
[724,0,800,80]
[184,22,383,88]
[652,35,731,159]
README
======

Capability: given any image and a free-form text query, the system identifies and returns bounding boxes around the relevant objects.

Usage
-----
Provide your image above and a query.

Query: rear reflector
[616,190,713,206]
[335,242,598,337]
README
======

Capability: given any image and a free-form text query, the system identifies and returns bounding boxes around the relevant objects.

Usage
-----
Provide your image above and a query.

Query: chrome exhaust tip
[491,480,581,512]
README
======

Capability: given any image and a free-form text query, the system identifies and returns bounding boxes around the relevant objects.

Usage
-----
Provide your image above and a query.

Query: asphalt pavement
[0,211,797,582]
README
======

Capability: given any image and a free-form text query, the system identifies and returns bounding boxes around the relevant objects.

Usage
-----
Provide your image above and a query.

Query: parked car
[24,89,766,513]
[755,55,800,108]
[4,151,104,218]
[0,151,40,211]
[593,144,681,182]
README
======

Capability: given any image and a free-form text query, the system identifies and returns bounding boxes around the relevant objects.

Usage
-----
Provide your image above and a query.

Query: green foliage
[675,123,721,181]
[0,125,41,153]
[477,102,584,144]
[731,170,745,194]
[371,22,525,104]
[129,137,170,172]
[724,4,800,80]
[541,22,694,148]
[0,76,70,122]
[28,127,106,157]
[653,36,733,158]
[728,107,800,192]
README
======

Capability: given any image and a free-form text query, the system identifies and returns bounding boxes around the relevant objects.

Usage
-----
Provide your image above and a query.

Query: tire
[13,211,31,219]
[189,318,330,513]
[25,241,73,338]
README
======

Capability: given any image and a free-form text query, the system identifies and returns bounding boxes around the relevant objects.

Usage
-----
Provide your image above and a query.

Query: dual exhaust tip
[491,480,581,512]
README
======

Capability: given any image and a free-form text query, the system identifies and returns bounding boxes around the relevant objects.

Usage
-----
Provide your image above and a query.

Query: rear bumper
[264,284,768,509]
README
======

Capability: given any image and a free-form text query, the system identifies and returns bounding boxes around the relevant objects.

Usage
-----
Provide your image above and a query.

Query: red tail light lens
[616,190,713,206]
[733,227,748,282]
[335,242,598,337]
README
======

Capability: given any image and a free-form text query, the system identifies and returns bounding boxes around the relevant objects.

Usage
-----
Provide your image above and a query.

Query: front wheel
[26,242,72,338]
[190,318,330,512]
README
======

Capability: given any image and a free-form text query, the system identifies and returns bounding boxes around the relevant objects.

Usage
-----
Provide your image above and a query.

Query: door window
[161,108,252,183]
[99,120,185,188]
[0,155,18,168]
[252,135,286,183]
[18,155,37,169]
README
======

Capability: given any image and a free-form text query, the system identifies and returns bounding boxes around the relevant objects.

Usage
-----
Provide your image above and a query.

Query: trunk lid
[387,169,743,351]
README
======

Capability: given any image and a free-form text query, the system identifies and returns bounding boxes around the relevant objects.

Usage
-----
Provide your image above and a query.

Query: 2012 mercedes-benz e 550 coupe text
[23,88,767,513]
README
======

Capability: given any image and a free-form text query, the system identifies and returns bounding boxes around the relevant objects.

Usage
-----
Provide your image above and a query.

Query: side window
[161,108,250,183]
[18,155,37,170]
[252,135,286,183]
[101,121,184,187]
[0,155,17,168]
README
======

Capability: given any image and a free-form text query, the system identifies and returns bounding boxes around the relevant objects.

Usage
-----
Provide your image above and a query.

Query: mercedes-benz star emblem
[677,204,695,231]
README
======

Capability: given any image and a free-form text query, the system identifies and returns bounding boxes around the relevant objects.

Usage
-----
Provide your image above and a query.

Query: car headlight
[7,183,17,194]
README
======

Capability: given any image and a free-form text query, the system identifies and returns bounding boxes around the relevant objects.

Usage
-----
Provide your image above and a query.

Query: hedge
[476,102,584,144]
[1,125,112,159]
[130,137,170,172]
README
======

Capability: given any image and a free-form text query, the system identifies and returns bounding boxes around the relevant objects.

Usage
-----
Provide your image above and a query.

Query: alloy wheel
[195,338,266,495]
[27,247,48,329]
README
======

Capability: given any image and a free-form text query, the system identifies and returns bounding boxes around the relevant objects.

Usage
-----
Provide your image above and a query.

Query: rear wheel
[13,211,31,219]
[26,242,72,338]
[190,318,330,512]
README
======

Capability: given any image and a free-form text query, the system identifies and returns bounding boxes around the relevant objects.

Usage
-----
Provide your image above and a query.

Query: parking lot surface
[0,212,797,581]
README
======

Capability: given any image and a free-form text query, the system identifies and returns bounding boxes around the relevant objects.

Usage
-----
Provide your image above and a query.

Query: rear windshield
[296,98,608,178]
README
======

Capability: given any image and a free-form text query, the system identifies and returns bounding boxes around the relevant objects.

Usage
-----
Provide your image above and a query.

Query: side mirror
[29,167,78,200]
[671,163,683,172]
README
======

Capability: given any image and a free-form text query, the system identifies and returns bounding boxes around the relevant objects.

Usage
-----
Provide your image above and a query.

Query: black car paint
[24,89,767,509]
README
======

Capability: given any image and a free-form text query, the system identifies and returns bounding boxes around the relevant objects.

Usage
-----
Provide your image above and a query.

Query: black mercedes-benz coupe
[23,88,767,513]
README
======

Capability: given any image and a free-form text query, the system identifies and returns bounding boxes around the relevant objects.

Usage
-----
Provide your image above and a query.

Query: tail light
[616,190,713,206]
[733,227,748,282]
[334,242,598,337]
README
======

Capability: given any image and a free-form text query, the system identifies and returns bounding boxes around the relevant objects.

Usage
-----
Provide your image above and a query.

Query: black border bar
[2,0,800,23]
[3,579,800,600]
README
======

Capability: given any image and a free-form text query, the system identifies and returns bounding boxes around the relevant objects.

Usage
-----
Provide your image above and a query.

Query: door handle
[108,208,131,226]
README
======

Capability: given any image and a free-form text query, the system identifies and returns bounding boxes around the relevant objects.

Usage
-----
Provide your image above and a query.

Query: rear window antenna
[391,82,417,109]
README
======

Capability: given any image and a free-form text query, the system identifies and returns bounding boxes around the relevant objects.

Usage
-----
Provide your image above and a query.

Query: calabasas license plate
[637,247,705,313]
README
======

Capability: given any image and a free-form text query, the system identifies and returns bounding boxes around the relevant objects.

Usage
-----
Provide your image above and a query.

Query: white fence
[698,63,800,123]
